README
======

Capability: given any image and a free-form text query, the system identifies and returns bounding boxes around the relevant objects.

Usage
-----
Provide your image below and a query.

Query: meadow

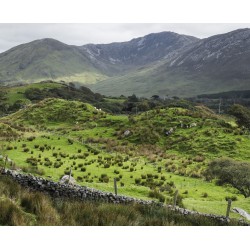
[1,97,250,222]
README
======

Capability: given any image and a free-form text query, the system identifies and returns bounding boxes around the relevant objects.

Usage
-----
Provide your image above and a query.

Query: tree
[128,94,139,103]
[229,104,250,129]
[205,158,250,197]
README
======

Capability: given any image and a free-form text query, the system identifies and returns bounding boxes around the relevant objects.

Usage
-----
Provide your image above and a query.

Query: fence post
[173,190,178,208]
[114,178,118,195]
[226,199,232,218]
[68,166,72,185]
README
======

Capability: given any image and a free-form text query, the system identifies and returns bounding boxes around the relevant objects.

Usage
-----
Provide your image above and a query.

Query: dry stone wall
[1,168,249,225]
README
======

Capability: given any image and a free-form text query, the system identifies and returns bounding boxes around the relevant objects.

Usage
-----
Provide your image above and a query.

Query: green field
[1,98,250,220]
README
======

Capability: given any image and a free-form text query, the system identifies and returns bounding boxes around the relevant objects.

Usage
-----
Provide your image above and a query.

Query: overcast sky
[0,23,250,53]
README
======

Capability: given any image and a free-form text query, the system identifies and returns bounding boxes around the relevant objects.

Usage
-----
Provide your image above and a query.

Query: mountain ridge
[1,28,250,97]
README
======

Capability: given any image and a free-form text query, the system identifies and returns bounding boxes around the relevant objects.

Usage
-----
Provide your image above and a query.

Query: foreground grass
[0,175,244,226]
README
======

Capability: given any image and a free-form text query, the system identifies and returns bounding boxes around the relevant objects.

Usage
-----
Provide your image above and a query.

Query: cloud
[0,23,250,53]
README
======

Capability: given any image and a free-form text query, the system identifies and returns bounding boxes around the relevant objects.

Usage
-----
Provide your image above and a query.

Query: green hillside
[0,39,107,85]
[1,98,250,219]
[89,64,250,98]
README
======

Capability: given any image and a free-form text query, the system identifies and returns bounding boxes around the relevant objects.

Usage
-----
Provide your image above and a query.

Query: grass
[2,82,64,105]
[1,98,250,220]
[0,175,245,226]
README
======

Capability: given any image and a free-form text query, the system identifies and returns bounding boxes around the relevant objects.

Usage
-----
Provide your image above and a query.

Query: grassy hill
[0,39,107,85]
[1,98,250,220]
[0,81,126,115]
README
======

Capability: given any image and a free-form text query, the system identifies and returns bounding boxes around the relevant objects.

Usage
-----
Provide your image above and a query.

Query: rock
[232,207,250,220]
[59,175,76,185]
[124,130,131,136]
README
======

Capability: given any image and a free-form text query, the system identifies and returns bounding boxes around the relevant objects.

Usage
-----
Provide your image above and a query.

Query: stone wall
[1,169,249,225]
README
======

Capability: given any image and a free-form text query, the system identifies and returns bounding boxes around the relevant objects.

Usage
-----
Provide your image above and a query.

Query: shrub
[23,148,30,153]
[201,192,208,198]
[205,158,250,197]
[27,136,36,141]
[77,176,83,182]
[148,189,165,203]
[104,163,110,168]
[135,178,141,184]
[147,174,153,179]
[26,157,38,166]
[225,196,238,201]
[81,167,86,172]
[54,162,61,168]
[68,138,74,145]
[99,174,109,183]
[160,176,166,181]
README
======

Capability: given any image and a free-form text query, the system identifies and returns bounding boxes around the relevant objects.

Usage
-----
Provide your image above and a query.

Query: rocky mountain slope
[80,32,199,75]
[91,28,250,97]
[1,29,250,97]
[0,32,198,85]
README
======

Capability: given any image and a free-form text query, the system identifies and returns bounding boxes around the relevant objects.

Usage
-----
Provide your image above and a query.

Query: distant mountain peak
[1,28,250,98]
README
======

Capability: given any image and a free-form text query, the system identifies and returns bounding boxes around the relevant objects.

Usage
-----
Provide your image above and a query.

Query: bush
[68,138,74,145]
[148,189,165,203]
[160,176,166,181]
[201,192,208,198]
[205,158,250,197]
[81,167,86,172]
[26,157,38,166]
[99,174,109,183]
[135,178,141,184]
[27,136,36,141]
[104,163,110,168]
[225,196,238,201]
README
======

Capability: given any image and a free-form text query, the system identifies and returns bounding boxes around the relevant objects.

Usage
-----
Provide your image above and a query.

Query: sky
[0,23,250,53]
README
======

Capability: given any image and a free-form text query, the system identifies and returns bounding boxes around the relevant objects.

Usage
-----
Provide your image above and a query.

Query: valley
[1,26,250,226]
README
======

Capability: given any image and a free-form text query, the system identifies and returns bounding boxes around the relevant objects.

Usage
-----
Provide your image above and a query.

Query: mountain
[1,29,250,97]
[0,33,198,85]
[80,32,199,75]
[0,38,107,85]
[90,28,250,97]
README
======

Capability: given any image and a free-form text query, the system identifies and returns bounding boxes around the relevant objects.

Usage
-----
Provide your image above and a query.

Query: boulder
[124,130,131,136]
[59,175,76,185]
